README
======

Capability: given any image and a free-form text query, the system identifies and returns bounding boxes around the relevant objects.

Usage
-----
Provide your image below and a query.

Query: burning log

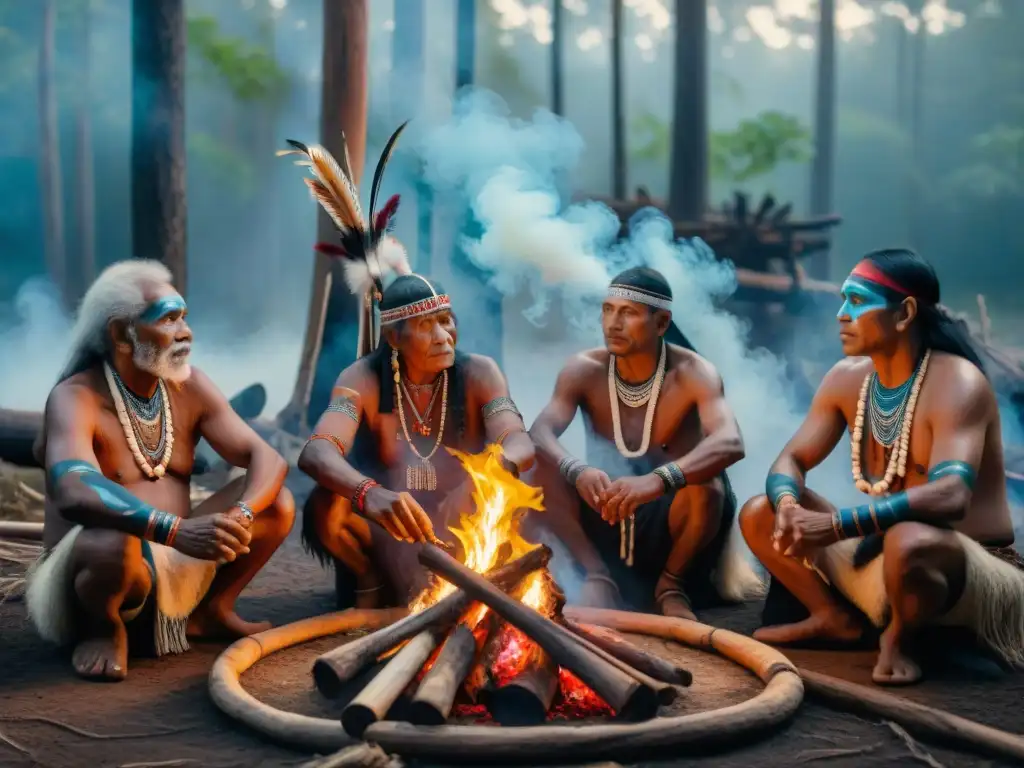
[341,627,446,738]
[479,622,560,726]
[313,545,551,697]
[407,623,481,725]
[565,620,692,687]
[418,545,660,721]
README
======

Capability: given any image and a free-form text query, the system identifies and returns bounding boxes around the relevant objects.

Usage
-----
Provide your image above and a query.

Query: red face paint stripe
[850,261,909,295]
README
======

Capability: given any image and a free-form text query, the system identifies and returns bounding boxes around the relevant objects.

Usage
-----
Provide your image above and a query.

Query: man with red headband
[739,248,1023,685]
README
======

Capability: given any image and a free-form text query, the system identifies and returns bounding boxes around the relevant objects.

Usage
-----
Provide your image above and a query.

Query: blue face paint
[139,294,186,324]
[837,277,891,321]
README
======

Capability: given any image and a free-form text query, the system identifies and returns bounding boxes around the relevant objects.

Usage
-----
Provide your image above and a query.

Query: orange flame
[409,444,545,613]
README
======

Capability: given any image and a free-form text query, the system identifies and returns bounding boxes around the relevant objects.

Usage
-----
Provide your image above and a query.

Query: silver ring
[236,501,254,522]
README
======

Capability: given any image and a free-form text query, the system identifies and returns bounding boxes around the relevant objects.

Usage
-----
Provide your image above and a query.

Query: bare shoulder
[178,366,222,403]
[463,353,506,387]
[928,352,994,415]
[574,348,610,374]
[46,371,102,415]
[824,356,872,391]
[666,345,721,389]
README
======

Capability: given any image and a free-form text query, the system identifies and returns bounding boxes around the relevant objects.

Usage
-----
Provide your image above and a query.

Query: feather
[314,242,348,258]
[373,236,412,277]
[340,255,377,296]
[368,121,410,223]
[373,194,401,233]
[306,144,364,228]
[303,178,357,234]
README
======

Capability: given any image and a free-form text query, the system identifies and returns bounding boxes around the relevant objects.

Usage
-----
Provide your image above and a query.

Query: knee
[738,495,773,545]
[883,522,954,580]
[261,485,296,540]
[73,529,150,592]
[673,483,724,536]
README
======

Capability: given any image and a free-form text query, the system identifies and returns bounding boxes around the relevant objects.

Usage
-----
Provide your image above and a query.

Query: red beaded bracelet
[353,479,379,514]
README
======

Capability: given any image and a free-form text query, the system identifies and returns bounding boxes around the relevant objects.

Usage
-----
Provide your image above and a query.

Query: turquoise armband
[766,473,801,510]
[927,460,976,491]
[834,491,911,539]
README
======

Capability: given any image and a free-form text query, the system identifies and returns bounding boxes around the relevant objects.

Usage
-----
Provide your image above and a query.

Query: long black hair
[860,248,987,376]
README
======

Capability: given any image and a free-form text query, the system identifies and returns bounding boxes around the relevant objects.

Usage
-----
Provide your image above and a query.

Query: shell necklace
[104,362,174,479]
[608,342,667,566]
[851,350,931,496]
[393,349,447,492]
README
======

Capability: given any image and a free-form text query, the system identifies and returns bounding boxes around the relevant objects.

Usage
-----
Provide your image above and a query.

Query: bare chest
[582,377,698,459]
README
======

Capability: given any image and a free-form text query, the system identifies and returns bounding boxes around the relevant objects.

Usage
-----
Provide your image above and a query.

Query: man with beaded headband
[739,248,1023,685]
[286,125,535,607]
[529,266,755,620]
[25,260,295,682]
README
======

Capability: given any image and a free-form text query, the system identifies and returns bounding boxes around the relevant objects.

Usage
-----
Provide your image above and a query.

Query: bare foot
[72,620,129,682]
[655,571,697,621]
[753,608,863,646]
[187,606,271,640]
[872,627,922,685]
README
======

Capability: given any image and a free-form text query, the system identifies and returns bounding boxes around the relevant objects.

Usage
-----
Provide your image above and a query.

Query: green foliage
[187,15,288,103]
[187,131,257,200]
[938,123,1023,203]
[631,110,812,184]
[836,107,909,148]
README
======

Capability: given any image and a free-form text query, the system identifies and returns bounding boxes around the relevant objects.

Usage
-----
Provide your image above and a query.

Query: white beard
[131,337,193,384]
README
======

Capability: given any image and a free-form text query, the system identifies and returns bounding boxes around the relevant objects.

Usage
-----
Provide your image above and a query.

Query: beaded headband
[607,284,673,311]
[849,261,910,296]
[379,274,452,326]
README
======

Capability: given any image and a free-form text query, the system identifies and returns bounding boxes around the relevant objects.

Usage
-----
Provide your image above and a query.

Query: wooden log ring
[209,606,803,762]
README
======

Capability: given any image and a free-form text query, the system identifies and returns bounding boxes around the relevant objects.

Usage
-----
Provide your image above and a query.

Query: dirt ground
[2,474,1024,768]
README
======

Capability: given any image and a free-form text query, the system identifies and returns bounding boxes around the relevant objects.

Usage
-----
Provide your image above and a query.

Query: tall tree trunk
[393,0,433,275]
[131,0,187,291]
[39,0,66,304]
[277,0,369,433]
[550,0,563,115]
[668,0,707,222]
[75,0,96,297]
[610,0,626,199]
[451,0,502,365]
[808,0,835,279]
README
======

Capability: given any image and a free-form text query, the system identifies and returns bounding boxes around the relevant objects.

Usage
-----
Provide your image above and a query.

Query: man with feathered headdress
[284,124,536,607]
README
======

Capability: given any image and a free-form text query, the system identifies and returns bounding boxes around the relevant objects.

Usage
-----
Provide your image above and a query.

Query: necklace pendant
[417,422,431,437]
[406,460,437,492]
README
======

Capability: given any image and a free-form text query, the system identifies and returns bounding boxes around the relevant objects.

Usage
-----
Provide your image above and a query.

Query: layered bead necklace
[608,341,667,566]
[103,362,174,479]
[393,349,447,492]
[851,350,931,496]
[399,377,443,437]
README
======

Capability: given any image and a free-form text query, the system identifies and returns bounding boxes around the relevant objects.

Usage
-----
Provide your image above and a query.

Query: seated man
[528,267,750,620]
[26,260,294,682]
[287,127,535,607]
[740,248,1023,685]
[298,273,536,606]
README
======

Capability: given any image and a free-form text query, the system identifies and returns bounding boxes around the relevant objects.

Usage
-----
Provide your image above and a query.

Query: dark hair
[861,248,986,376]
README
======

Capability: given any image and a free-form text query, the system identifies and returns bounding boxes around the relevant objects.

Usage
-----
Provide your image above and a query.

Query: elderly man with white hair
[25,259,294,682]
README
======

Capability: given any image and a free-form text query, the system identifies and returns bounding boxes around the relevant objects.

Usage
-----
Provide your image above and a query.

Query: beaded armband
[832,491,911,540]
[145,510,181,546]
[558,456,589,487]
[927,460,976,491]
[482,396,523,422]
[352,479,379,515]
[653,463,686,493]
[766,473,801,510]
[308,433,348,456]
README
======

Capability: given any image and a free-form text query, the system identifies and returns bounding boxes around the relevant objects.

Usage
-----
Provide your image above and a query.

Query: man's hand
[362,486,436,544]
[173,513,252,561]
[773,501,838,560]
[575,468,612,512]
[598,474,663,524]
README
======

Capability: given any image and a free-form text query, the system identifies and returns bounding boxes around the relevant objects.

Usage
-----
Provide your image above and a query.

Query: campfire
[311,446,692,736]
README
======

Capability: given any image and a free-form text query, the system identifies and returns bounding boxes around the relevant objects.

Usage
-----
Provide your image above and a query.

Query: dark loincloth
[575,467,736,613]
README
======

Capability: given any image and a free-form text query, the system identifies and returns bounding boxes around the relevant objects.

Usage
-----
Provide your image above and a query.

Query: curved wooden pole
[209,606,803,762]
[0,521,44,541]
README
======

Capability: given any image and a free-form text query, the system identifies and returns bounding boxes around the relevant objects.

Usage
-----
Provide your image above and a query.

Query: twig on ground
[16,482,44,503]
[795,744,880,762]
[884,721,946,768]
[119,761,197,768]
[0,716,189,741]
[297,743,401,768]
